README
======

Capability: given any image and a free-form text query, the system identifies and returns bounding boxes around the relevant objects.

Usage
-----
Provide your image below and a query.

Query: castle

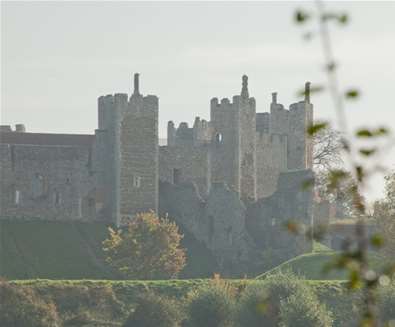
[0,74,314,274]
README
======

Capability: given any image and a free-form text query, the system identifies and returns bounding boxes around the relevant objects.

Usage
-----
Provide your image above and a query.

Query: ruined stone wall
[0,144,96,221]
[246,169,314,257]
[159,144,211,197]
[210,97,239,192]
[192,117,212,145]
[159,181,253,276]
[256,133,288,198]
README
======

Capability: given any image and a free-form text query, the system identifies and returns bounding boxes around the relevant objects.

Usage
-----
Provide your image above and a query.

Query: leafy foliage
[185,278,236,327]
[0,279,60,327]
[236,273,315,327]
[103,212,186,279]
[123,291,183,327]
[279,291,333,327]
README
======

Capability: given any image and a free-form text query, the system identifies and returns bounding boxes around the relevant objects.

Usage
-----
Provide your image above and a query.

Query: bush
[185,280,235,327]
[0,279,60,327]
[279,291,333,327]
[47,284,125,323]
[236,272,310,327]
[123,291,183,327]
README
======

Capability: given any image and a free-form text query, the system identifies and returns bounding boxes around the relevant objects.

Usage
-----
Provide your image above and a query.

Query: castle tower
[210,75,256,201]
[288,82,313,170]
[96,73,159,226]
[120,73,159,221]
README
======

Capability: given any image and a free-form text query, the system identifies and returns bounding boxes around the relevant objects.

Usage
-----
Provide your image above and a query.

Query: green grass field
[0,220,114,279]
[256,241,384,280]
[1,220,384,281]
[0,220,217,279]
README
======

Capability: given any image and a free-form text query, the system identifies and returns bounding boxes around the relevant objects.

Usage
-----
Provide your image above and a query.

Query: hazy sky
[1,1,394,200]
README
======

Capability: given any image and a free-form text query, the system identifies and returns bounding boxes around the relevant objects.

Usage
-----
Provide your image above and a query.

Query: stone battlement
[0,73,313,227]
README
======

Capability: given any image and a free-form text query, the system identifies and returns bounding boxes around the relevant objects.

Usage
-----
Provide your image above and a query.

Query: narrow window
[215,133,223,144]
[173,169,182,184]
[133,175,141,188]
[32,173,45,198]
[54,191,62,207]
[77,198,82,217]
[15,190,21,205]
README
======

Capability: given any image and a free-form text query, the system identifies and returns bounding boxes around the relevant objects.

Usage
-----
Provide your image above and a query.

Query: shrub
[123,291,183,327]
[236,272,310,327]
[185,279,236,327]
[48,284,126,324]
[0,279,60,327]
[279,291,333,327]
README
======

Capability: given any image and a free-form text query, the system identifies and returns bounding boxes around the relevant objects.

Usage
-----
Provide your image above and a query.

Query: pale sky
[1,1,395,201]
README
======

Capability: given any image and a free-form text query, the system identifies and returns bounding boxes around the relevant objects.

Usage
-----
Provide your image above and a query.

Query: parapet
[0,125,12,132]
[15,124,26,133]
[0,124,27,133]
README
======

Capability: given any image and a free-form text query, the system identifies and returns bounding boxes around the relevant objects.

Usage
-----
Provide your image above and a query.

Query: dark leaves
[307,122,328,136]
[297,84,325,97]
[294,9,310,24]
[345,89,360,99]
[356,127,390,138]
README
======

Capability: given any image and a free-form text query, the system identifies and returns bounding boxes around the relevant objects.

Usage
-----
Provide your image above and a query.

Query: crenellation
[0,73,315,275]
[1,73,313,231]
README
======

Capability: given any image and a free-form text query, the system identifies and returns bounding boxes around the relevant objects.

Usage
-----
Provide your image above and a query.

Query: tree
[313,125,343,172]
[312,126,362,218]
[103,211,186,279]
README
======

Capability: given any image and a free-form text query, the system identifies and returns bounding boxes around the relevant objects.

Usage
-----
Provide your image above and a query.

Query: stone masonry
[0,74,314,274]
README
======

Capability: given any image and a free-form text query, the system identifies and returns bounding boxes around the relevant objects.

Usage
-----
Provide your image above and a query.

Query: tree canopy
[103,212,186,279]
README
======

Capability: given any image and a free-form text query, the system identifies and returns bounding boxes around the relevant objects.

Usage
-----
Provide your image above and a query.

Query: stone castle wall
[1,75,313,229]
[0,143,96,221]
[0,74,315,275]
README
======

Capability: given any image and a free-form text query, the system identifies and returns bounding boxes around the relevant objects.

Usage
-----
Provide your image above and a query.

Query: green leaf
[356,129,373,138]
[345,89,360,99]
[356,127,390,138]
[374,127,389,136]
[359,148,377,157]
[307,122,328,136]
[338,14,349,25]
[294,9,310,24]
[297,84,324,97]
